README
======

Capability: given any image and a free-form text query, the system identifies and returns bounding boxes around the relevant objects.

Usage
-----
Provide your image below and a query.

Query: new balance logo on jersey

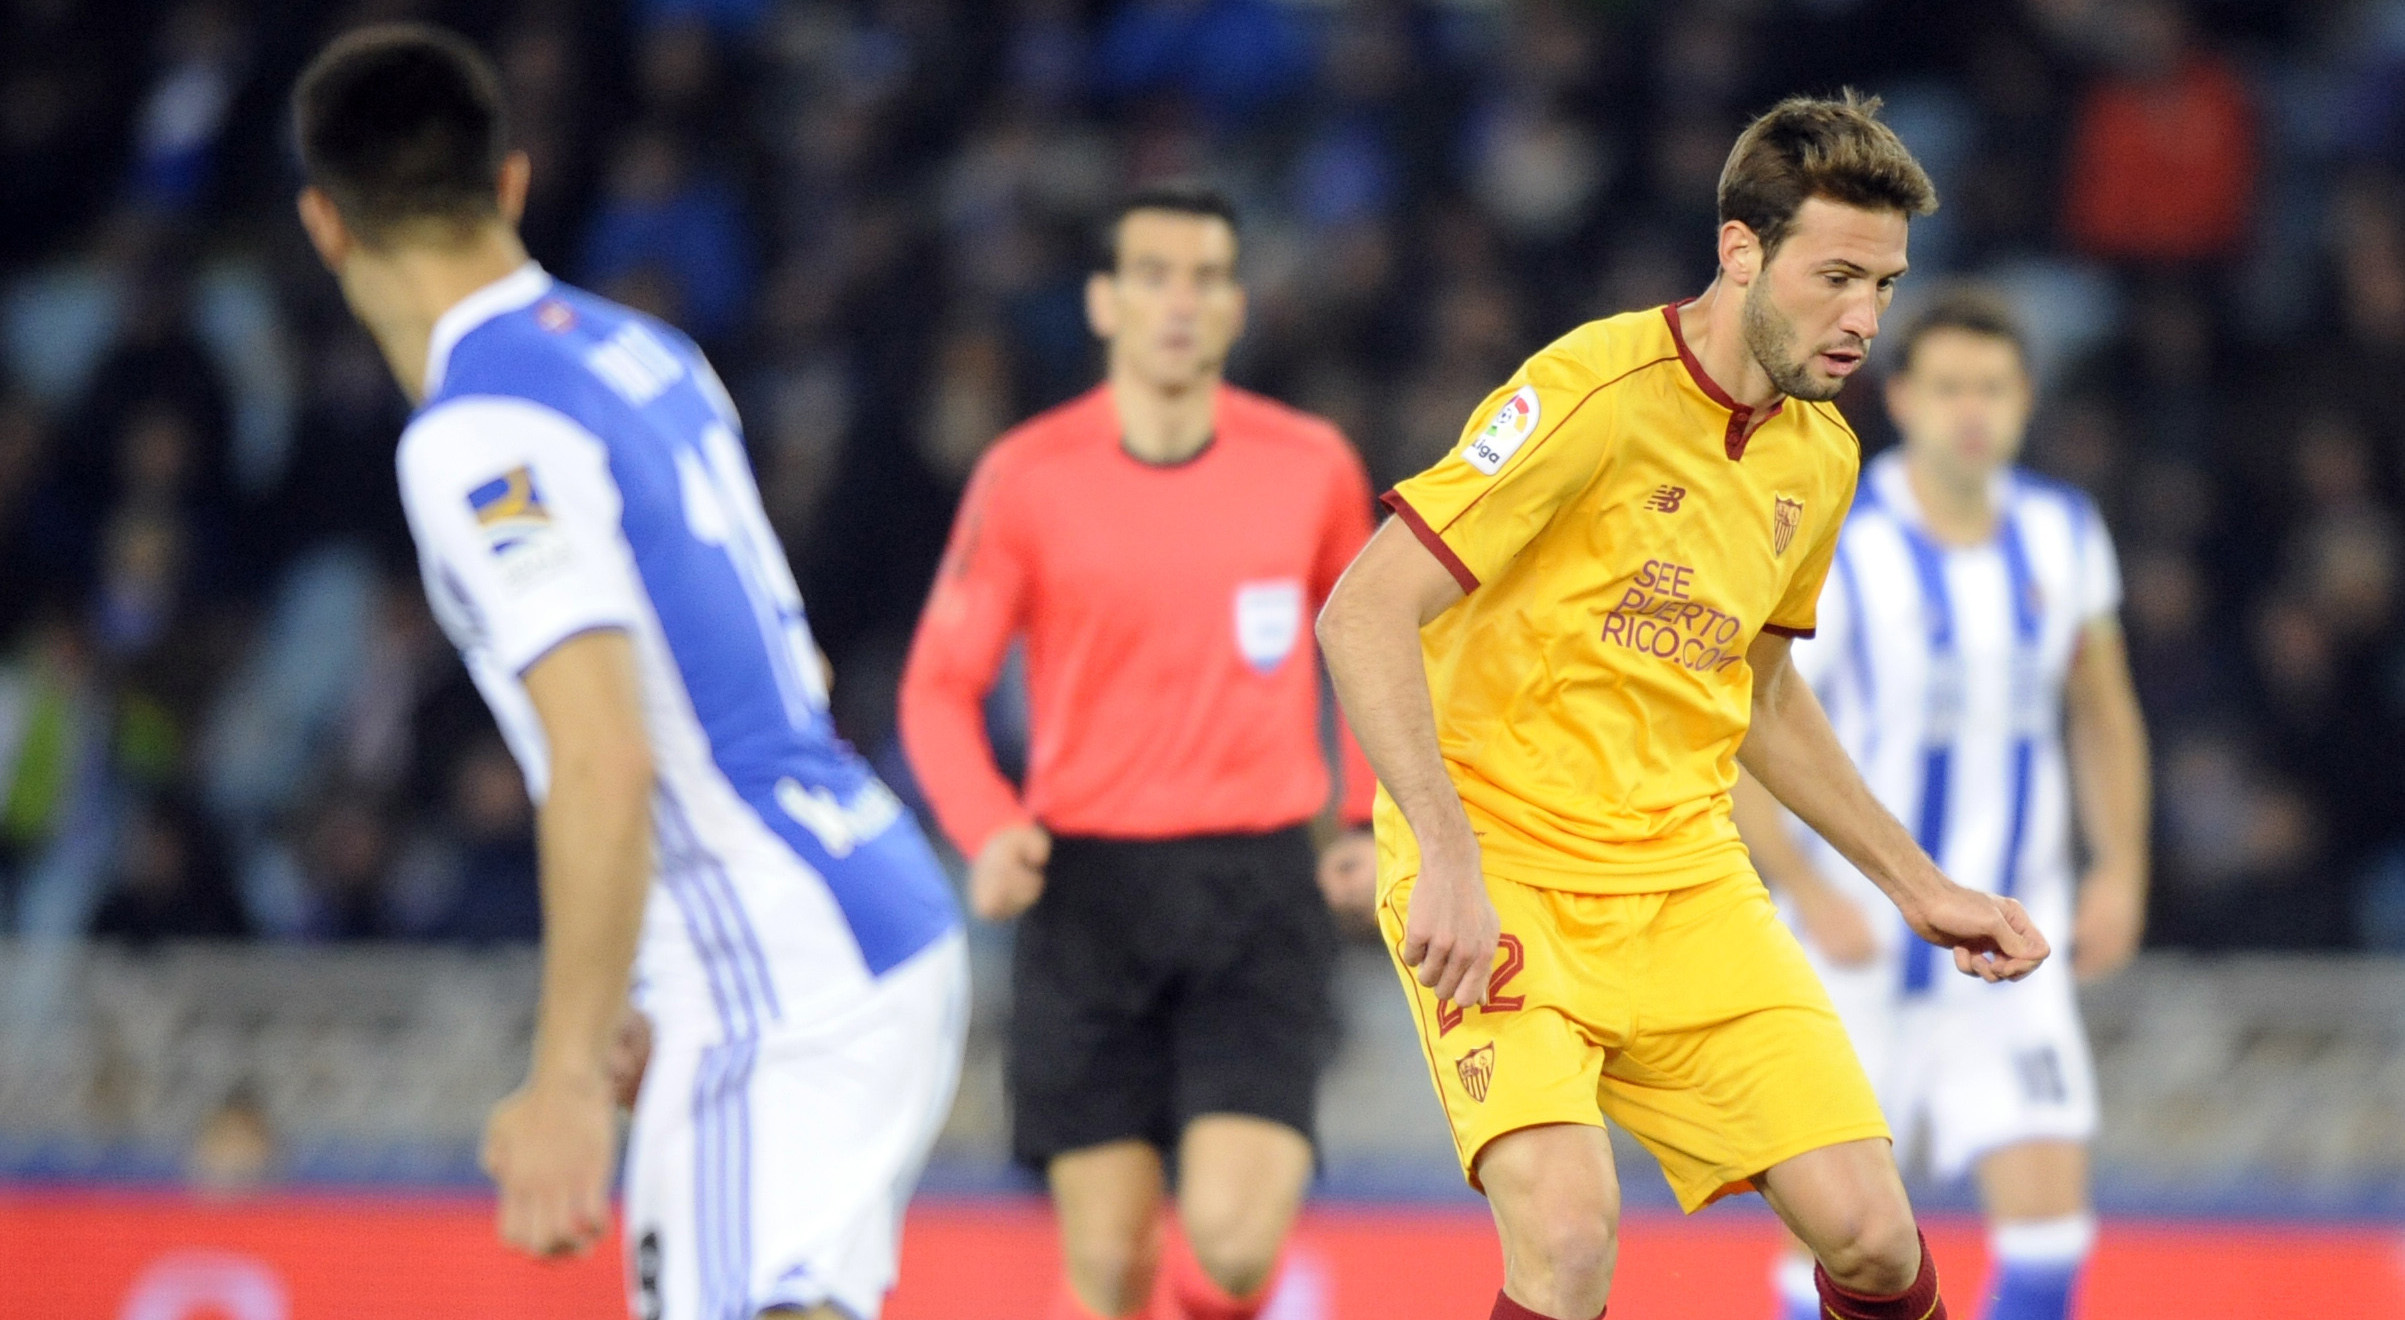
[1643,485,1686,514]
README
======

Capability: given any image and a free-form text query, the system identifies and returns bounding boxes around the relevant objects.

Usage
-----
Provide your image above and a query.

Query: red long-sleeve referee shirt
[899,383,1378,857]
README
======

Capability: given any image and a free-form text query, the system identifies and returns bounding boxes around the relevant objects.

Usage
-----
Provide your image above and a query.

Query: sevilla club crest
[1772,496,1805,557]
[1456,1043,1496,1103]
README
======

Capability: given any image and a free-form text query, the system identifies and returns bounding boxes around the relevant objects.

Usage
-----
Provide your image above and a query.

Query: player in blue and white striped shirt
[1735,292,2151,1320]
[294,27,964,1320]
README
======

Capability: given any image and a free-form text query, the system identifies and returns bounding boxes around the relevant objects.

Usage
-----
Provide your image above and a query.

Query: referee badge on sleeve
[1235,579,1304,674]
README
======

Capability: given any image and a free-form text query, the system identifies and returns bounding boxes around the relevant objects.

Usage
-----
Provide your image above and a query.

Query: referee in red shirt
[900,183,1377,1320]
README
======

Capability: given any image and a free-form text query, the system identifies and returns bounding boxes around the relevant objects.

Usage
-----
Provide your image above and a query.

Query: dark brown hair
[292,23,507,245]
[1893,287,2027,373]
[1094,180,1240,273]
[1717,90,1937,255]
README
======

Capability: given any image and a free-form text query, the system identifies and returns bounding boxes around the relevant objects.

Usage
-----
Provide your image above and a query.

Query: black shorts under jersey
[1008,825,1337,1169]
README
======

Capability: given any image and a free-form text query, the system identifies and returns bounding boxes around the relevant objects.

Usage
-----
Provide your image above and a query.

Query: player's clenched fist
[970,822,1051,921]
[1902,884,2050,982]
[1402,842,1501,1009]
[481,1071,616,1259]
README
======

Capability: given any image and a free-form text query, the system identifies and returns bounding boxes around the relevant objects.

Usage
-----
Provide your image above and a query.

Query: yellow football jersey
[1377,301,1860,894]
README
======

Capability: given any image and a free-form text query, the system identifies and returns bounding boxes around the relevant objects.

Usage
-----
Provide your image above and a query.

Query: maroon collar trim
[1661,300,1784,461]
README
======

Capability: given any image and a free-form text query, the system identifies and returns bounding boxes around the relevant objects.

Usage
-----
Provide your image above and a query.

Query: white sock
[1991,1211,2098,1271]
[1775,1253,1819,1318]
[1988,1214,2097,1320]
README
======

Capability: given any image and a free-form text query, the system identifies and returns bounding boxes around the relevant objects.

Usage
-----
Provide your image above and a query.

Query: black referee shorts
[1009,825,1337,1169]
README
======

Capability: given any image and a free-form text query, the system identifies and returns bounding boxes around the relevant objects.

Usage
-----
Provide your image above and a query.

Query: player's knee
[1525,1212,1618,1294]
[1812,1202,1920,1296]
[1494,1185,1618,1300]
[1182,1213,1281,1299]
[1060,1225,1159,1313]
[1482,1134,1620,1297]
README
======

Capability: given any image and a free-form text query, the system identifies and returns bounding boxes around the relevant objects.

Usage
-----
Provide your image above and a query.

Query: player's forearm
[529,739,655,1088]
[1317,581,1474,863]
[2066,629,2151,890]
[1741,656,1944,908]
[1331,702,1379,828]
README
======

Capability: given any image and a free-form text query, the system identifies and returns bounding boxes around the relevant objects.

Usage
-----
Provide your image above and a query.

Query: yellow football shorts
[1377,864,1890,1212]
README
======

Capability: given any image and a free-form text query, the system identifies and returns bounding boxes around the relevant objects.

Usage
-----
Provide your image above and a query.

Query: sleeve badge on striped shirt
[1772,495,1805,557]
[468,466,552,556]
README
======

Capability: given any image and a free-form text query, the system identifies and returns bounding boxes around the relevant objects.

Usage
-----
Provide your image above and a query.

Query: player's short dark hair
[1718,90,1937,256]
[292,23,509,246]
[1095,181,1240,273]
[1893,288,2028,374]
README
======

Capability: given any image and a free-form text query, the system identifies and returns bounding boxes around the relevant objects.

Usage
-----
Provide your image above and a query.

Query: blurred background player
[898,183,1378,1320]
[291,26,965,1320]
[1318,94,2052,1320]
[1733,291,2150,1320]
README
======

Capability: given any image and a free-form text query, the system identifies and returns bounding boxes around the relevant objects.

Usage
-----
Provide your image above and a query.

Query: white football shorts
[1811,949,2099,1181]
[623,931,969,1320]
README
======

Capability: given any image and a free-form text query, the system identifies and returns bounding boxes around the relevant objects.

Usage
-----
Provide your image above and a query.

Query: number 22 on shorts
[1436,933,1526,1034]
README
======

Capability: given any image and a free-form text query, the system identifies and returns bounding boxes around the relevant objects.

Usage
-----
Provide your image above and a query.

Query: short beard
[1741,280,1843,403]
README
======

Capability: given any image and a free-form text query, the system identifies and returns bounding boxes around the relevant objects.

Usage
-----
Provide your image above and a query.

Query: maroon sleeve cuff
[1381,491,1479,594]
[1760,622,1816,639]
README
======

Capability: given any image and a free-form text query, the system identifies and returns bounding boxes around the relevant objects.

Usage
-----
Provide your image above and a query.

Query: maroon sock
[1489,1292,1603,1320]
[1814,1230,1945,1320]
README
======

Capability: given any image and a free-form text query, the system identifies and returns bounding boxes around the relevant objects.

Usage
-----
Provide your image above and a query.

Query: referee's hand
[1402,844,1500,1009]
[970,823,1051,921]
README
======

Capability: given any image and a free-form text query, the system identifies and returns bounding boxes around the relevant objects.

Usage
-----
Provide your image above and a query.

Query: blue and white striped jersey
[396,264,958,1040]
[1783,450,2120,997]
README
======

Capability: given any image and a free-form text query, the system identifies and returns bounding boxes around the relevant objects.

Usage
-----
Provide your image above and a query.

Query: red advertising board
[3,1191,2398,1318]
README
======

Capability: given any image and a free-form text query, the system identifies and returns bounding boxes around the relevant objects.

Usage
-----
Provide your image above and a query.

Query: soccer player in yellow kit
[1317,95,2050,1320]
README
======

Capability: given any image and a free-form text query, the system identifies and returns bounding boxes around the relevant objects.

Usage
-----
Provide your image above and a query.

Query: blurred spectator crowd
[4,0,2405,951]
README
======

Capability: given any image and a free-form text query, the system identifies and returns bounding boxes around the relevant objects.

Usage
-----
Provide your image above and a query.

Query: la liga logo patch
[467,466,551,556]
[1462,385,1540,475]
